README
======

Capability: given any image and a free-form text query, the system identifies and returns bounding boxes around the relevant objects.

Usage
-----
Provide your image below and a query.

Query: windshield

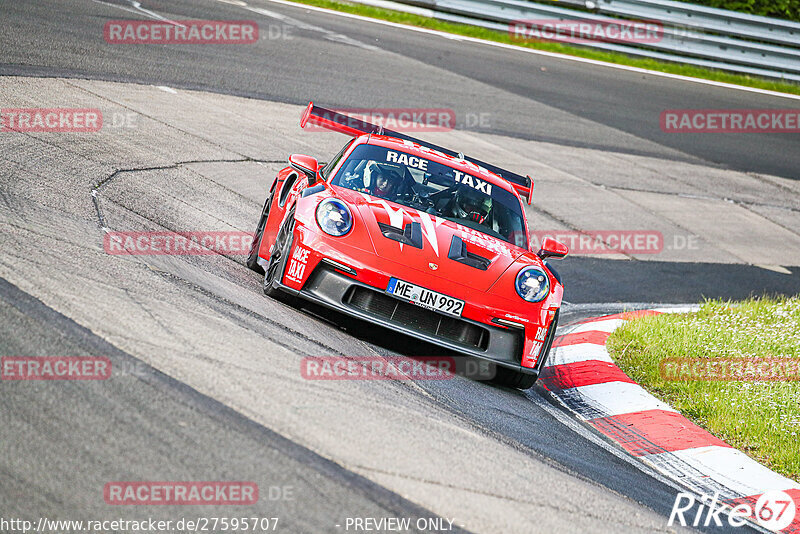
[330,144,528,248]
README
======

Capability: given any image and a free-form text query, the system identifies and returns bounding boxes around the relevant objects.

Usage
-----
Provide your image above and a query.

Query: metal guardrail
[355,0,800,82]
[596,0,800,47]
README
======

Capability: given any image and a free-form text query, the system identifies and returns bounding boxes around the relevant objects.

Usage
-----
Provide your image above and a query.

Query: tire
[491,310,560,390]
[246,190,274,274]
[263,208,295,299]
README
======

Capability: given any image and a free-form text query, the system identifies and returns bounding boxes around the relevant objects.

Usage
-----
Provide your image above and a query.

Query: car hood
[342,190,527,292]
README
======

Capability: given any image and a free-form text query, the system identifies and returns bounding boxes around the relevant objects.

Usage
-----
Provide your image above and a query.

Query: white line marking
[651,305,701,314]
[754,264,793,274]
[127,0,185,25]
[651,446,800,497]
[91,0,186,26]
[249,0,800,101]
[569,318,626,334]
[156,85,178,94]
[549,343,613,365]
[244,5,379,50]
[573,381,678,417]
[526,387,693,497]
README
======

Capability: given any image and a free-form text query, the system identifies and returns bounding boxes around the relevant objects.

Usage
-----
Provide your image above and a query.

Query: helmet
[372,165,403,198]
[455,186,490,223]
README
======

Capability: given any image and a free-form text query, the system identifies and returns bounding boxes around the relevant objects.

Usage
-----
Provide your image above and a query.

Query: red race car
[247,103,568,389]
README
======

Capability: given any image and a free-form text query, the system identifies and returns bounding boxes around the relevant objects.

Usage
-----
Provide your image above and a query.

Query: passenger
[448,185,491,225]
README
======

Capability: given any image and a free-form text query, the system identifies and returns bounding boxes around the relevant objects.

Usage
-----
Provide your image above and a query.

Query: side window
[321,139,354,180]
[278,173,297,207]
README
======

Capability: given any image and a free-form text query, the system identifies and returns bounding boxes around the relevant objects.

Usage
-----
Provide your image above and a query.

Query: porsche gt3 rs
[247,103,568,389]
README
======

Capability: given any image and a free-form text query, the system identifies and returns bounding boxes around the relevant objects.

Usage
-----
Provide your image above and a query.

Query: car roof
[360,134,518,196]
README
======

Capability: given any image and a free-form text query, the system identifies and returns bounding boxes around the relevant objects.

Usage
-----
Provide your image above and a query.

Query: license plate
[386,278,465,317]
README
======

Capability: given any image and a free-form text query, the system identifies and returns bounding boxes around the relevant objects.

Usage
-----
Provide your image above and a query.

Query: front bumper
[274,264,537,375]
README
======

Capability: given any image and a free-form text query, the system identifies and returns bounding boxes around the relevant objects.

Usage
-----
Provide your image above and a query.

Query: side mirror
[289,154,320,185]
[537,237,568,260]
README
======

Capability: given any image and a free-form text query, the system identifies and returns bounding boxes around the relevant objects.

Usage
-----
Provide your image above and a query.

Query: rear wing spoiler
[300,102,534,205]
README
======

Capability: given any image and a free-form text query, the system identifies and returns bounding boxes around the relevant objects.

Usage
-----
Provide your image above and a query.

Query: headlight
[316,198,353,236]
[515,267,549,302]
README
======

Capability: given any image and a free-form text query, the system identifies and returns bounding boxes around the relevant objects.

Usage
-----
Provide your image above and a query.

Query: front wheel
[491,310,559,390]
[246,190,275,274]
[263,208,295,299]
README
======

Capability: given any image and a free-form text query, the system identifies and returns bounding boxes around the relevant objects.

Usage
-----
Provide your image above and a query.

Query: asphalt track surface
[0,0,798,533]
[1,0,799,179]
[0,278,466,533]
[2,0,800,300]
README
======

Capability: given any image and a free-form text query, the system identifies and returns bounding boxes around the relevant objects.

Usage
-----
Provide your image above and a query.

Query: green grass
[687,0,800,23]
[288,0,800,96]
[607,297,800,481]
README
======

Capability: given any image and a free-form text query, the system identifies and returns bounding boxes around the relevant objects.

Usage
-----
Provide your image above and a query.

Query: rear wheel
[246,190,275,274]
[263,208,295,299]
[491,310,560,390]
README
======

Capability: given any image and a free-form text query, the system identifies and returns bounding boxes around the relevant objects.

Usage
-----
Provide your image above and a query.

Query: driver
[450,186,491,225]
[365,162,403,200]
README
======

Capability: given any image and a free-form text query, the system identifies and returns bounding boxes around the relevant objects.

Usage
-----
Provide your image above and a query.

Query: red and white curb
[540,308,800,533]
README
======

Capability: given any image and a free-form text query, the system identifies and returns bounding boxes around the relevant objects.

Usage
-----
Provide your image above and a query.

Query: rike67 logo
[669,490,796,531]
